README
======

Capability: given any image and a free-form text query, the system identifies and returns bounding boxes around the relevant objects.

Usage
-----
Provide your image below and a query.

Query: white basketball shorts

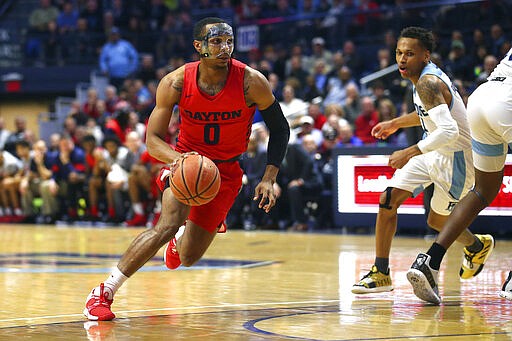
[390,149,474,215]
[467,78,512,172]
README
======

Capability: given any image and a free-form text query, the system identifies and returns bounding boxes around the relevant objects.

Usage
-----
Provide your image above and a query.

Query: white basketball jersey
[412,62,471,153]
[489,48,512,78]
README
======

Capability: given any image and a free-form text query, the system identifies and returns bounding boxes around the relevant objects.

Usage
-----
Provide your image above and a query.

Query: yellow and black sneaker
[352,265,393,294]
[460,234,495,279]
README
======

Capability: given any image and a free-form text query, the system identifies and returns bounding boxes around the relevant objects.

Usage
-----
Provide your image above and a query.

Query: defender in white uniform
[409,48,512,303]
[393,61,473,216]
[352,27,494,296]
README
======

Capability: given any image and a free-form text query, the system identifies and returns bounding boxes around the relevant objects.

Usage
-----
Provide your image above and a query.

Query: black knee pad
[379,187,393,210]
[471,188,489,206]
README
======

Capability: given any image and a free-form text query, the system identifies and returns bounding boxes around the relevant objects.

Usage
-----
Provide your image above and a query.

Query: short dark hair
[81,134,96,144]
[16,139,31,149]
[399,27,435,53]
[193,17,228,41]
[102,135,121,147]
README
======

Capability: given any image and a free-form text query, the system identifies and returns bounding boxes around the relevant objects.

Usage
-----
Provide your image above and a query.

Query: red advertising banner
[490,164,512,208]
[351,164,512,208]
[336,151,512,218]
[354,165,424,206]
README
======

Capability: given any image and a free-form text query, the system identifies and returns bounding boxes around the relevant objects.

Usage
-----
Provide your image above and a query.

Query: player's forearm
[392,110,420,129]
[146,135,180,164]
[261,165,280,184]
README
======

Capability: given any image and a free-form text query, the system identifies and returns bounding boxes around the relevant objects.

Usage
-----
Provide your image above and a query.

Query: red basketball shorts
[188,161,243,232]
[158,161,243,233]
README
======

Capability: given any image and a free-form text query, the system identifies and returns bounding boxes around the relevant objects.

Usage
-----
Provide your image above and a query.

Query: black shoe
[407,253,441,304]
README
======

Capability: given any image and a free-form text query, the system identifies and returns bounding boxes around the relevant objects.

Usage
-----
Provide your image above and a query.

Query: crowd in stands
[1,1,511,229]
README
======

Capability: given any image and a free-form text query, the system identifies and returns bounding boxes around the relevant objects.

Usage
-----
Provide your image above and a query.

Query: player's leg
[408,81,510,303]
[436,156,507,248]
[352,186,411,294]
[375,187,411,260]
[407,173,500,304]
[430,84,510,278]
[426,203,495,279]
[441,81,511,247]
[175,220,217,267]
[353,154,433,294]
[84,188,190,321]
[164,161,243,269]
[427,197,488,256]
[426,212,473,245]
[162,167,232,263]
[425,146,495,277]
[118,188,190,276]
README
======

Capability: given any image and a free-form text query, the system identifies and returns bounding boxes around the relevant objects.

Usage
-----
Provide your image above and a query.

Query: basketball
[169,154,221,206]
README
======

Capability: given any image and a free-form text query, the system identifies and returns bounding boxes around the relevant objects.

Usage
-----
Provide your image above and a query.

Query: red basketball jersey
[176,59,256,161]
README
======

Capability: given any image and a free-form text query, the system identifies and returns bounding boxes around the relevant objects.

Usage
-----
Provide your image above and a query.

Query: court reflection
[0,226,511,340]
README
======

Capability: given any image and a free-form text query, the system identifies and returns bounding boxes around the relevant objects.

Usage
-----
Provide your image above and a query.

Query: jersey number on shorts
[446,201,457,212]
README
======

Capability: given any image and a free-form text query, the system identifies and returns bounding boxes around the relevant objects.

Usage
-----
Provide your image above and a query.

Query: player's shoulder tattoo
[243,67,254,98]
[162,66,185,96]
[170,70,184,94]
[243,67,261,106]
[416,75,445,108]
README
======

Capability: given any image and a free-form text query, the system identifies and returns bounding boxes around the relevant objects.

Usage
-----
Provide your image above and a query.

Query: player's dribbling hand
[253,180,276,213]
[170,151,199,175]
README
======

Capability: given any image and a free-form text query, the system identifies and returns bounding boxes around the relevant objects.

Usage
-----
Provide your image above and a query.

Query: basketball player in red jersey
[84,17,290,321]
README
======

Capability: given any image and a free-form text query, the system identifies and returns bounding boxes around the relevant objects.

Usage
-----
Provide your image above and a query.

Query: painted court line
[0,299,341,325]
[1,294,475,325]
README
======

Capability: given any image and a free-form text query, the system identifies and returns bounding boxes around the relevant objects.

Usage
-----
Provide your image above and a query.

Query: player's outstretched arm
[244,67,290,212]
[372,110,420,140]
[146,67,184,165]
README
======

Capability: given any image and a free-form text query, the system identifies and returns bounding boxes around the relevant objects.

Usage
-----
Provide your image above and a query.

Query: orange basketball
[170,154,221,206]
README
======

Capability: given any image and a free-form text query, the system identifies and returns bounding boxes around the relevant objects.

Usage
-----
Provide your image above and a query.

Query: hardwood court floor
[0,224,511,340]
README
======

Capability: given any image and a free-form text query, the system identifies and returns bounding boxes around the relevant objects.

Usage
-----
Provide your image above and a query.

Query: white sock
[0,207,4,216]
[175,224,186,240]
[14,208,23,216]
[4,207,12,215]
[133,203,144,215]
[104,266,129,295]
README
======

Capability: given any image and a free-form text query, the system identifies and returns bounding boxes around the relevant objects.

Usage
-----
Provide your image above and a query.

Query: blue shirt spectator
[57,1,79,33]
[99,27,139,88]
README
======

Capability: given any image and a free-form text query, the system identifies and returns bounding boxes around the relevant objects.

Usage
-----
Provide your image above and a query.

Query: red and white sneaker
[164,237,181,269]
[156,167,171,192]
[83,283,115,321]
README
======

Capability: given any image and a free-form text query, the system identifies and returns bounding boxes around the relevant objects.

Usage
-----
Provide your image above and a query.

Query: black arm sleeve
[260,99,290,167]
